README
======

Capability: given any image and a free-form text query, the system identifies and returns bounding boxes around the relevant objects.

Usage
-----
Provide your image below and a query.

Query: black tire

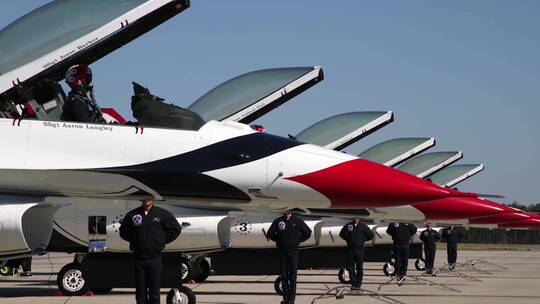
[338,268,351,284]
[274,276,283,295]
[57,263,89,296]
[415,258,426,271]
[192,259,210,283]
[383,262,396,276]
[0,266,12,276]
[91,287,113,294]
[181,258,193,283]
[166,286,196,304]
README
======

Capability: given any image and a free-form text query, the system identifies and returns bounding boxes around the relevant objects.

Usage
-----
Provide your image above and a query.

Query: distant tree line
[463,228,540,244]
[455,201,539,244]
[505,201,540,213]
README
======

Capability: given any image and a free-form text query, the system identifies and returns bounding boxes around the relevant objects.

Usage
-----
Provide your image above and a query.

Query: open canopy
[188,67,323,123]
[0,0,190,96]
[427,164,485,187]
[398,151,463,178]
[294,111,393,150]
[358,137,435,167]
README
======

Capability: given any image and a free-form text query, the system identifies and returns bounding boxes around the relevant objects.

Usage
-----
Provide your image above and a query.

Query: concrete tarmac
[1,250,540,304]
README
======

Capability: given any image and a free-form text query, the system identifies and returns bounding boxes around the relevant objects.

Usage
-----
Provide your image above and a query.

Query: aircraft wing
[358,137,435,167]
[294,111,394,150]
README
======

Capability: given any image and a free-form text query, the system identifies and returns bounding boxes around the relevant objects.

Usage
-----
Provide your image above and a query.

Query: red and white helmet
[65,64,92,89]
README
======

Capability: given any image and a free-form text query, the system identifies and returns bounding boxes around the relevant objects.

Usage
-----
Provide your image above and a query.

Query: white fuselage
[50,198,233,253]
[0,118,357,209]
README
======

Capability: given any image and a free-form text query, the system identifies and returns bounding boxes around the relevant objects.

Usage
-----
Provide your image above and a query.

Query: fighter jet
[285,114,523,226]
[219,119,533,281]
[0,0,477,263]
[0,1,526,300]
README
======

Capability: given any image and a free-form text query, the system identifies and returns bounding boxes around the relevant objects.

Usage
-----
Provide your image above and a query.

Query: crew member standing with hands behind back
[339,217,374,291]
[386,222,417,284]
[120,199,181,304]
[419,223,440,274]
[441,225,465,270]
[268,212,312,304]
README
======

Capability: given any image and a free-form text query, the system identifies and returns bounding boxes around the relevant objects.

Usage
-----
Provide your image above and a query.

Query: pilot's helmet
[65,64,93,90]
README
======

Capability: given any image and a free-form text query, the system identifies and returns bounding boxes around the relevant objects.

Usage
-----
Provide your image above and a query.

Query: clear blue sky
[2,1,539,205]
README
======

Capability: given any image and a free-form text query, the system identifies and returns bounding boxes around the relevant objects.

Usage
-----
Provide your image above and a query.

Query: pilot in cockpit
[63,64,106,123]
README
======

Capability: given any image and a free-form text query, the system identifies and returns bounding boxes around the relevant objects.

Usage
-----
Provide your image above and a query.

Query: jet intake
[229,213,324,249]
[0,196,63,259]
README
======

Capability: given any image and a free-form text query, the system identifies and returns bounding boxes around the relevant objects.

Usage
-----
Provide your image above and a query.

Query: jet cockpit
[0,1,324,127]
[0,0,191,120]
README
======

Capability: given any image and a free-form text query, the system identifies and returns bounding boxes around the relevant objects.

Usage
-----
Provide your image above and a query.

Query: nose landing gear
[415,258,426,271]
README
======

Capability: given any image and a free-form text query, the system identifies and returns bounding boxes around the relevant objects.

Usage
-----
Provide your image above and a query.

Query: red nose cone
[413,197,505,220]
[469,212,531,224]
[498,219,540,229]
[286,158,476,208]
[526,213,540,220]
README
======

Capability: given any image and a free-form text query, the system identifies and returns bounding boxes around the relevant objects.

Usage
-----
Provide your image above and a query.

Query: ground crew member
[386,222,417,283]
[339,218,374,290]
[267,212,312,304]
[20,256,32,277]
[120,199,181,304]
[419,223,440,274]
[64,64,106,123]
[441,225,465,269]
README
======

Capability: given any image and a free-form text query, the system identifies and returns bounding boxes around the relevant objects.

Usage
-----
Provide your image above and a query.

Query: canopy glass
[359,137,434,166]
[427,164,484,187]
[188,67,317,122]
[295,112,391,148]
[398,151,462,177]
[0,0,147,75]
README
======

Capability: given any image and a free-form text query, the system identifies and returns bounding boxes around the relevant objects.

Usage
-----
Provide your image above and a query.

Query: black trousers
[393,244,410,277]
[279,250,299,303]
[447,242,458,264]
[21,257,32,272]
[423,244,436,270]
[134,256,162,304]
[346,247,365,288]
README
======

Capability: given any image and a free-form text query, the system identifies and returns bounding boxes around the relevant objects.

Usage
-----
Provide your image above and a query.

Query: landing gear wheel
[57,263,89,296]
[415,258,426,271]
[383,262,396,276]
[338,268,351,284]
[166,286,196,304]
[180,258,193,283]
[274,276,283,295]
[91,287,113,294]
[192,259,210,283]
[0,266,12,276]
